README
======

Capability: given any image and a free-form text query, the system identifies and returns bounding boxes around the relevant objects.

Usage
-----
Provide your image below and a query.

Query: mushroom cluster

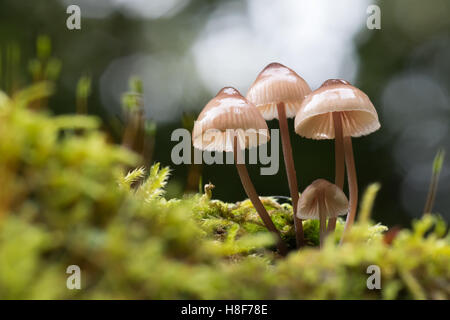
[193,63,380,255]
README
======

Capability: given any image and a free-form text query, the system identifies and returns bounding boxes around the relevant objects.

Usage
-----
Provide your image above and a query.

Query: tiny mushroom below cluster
[297,179,349,247]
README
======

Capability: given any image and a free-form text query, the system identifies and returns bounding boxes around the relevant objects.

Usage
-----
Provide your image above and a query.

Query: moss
[0,87,449,299]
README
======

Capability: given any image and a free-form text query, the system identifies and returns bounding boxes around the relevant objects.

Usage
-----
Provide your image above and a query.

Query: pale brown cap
[246,63,312,120]
[296,179,348,220]
[192,87,270,152]
[294,79,380,140]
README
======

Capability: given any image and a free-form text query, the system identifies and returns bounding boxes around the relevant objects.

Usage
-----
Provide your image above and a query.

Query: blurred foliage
[121,76,156,166]
[28,35,61,84]
[0,87,449,299]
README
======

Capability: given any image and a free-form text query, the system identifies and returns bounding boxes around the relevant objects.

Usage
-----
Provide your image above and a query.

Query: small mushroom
[294,79,380,242]
[246,62,311,248]
[193,87,288,255]
[297,179,348,247]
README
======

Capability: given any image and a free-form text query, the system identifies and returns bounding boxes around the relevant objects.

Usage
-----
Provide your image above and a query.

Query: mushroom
[294,79,380,242]
[246,62,311,248]
[193,87,288,255]
[297,179,348,247]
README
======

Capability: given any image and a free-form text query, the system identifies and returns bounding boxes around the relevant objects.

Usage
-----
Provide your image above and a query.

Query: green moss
[0,87,448,299]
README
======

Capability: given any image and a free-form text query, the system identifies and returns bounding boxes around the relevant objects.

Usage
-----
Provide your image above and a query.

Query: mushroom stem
[318,197,327,248]
[276,102,304,248]
[341,135,358,243]
[327,112,345,233]
[233,138,288,256]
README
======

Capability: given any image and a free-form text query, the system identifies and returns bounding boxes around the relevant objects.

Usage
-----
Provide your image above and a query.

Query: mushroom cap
[246,62,312,120]
[192,87,270,152]
[294,79,380,140]
[296,179,349,220]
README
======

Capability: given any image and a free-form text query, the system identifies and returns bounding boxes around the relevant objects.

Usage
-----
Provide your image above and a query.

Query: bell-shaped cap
[296,179,349,220]
[192,87,270,152]
[294,79,380,140]
[246,63,311,120]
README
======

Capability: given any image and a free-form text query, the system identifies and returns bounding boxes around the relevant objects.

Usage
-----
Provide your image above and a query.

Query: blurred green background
[0,0,449,227]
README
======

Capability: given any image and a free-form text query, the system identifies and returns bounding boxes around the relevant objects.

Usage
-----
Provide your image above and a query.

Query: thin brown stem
[327,112,345,233]
[318,196,326,248]
[234,138,288,256]
[341,135,358,244]
[277,103,304,248]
